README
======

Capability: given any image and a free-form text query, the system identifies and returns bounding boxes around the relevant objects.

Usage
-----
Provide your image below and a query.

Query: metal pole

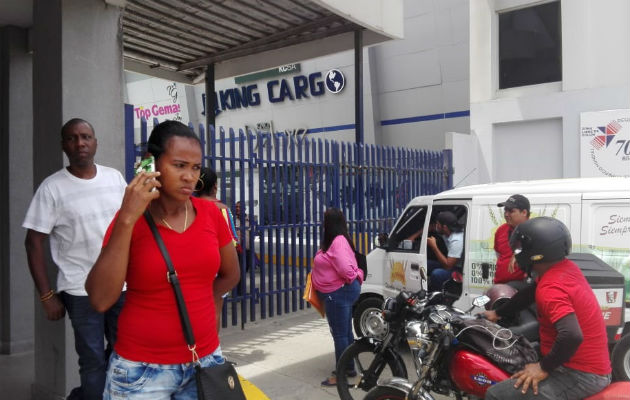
[354,30,363,145]
[205,63,215,131]
[354,29,365,225]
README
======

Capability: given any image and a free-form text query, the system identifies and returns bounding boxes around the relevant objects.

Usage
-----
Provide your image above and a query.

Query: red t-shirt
[493,223,526,283]
[536,259,611,375]
[104,197,232,364]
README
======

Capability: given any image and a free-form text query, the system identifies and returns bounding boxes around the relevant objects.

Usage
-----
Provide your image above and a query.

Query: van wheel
[612,334,630,381]
[353,297,388,339]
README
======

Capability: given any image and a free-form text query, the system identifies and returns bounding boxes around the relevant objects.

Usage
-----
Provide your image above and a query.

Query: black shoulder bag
[354,250,368,280]
[144,211,246,400]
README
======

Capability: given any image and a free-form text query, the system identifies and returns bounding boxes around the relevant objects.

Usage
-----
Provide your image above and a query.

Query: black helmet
[484,284,518,310]
[509,217,572,275]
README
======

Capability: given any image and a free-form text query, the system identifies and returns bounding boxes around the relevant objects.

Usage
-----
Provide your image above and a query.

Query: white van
[354,177,630,377]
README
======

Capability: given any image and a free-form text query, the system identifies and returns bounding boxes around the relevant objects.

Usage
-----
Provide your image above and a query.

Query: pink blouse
[311,235,364,293]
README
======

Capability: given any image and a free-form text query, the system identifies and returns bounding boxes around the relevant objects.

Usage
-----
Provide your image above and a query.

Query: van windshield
[389,206,428,251]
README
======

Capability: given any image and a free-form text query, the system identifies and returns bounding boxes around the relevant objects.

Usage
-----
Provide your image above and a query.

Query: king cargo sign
[580,109,630,178]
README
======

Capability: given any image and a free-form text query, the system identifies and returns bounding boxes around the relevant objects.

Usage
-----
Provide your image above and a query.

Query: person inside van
[406,218,448,258]
[427,211,463,292]
[494,194,530,288]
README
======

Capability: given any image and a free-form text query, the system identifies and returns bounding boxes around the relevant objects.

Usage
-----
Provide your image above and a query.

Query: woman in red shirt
[86,121,240,399]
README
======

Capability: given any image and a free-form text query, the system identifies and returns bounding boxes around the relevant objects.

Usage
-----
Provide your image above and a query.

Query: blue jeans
[103,347,224,400]
[318,279,361,371]
[61,292,125,400]
[427,260,452,292]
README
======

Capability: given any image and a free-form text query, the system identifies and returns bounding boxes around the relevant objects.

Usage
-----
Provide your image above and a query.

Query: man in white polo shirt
[23,118,126,400]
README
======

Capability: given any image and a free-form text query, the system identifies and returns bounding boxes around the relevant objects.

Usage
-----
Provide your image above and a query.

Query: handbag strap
[144,210,199,361]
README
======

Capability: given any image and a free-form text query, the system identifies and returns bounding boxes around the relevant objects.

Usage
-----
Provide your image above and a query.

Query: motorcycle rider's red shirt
[536,259,611,375]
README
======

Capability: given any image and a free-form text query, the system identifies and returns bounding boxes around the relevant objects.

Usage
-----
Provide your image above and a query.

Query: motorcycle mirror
[472,295,491,308]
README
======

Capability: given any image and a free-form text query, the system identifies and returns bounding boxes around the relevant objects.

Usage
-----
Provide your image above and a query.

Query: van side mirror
[481,263,490,280]
[377,233,388,248]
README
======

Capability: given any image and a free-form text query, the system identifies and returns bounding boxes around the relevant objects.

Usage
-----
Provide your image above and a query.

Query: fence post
[124,104,135,182]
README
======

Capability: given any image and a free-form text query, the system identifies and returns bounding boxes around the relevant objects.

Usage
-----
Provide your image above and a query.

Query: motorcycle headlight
[405,320,431,350]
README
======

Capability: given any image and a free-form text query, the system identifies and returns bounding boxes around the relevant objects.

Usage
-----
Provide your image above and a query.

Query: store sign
[202,68,346,116]
[129,81,184,127]
[234,63,301,84]
[580,109,630,177]
[134,103,182,120]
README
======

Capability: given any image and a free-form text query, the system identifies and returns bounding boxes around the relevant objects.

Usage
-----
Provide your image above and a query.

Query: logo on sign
[325,69,345,94]
[606,291,618,304]
[580,111,630,177]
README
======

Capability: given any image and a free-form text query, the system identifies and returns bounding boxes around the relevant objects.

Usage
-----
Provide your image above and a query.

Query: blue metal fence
[124,106,452,328]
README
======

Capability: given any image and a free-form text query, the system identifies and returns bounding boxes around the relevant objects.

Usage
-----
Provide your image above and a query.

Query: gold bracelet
[40,290,55,302]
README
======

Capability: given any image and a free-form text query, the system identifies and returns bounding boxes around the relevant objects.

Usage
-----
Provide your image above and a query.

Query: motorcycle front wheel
[364,386,407,400]
[336,340,408,400]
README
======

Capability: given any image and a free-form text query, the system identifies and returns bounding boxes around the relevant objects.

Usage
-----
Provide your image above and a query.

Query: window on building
[498,1,561,89]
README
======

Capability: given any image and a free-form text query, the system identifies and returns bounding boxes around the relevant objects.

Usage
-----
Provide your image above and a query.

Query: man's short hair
[436,211,459,231]
[61,118,94,137]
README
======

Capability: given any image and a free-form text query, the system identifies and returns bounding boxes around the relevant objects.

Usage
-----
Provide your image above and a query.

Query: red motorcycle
[363,295,538,400]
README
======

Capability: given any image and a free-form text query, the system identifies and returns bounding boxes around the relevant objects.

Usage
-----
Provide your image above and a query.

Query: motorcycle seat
[584,381,630,400]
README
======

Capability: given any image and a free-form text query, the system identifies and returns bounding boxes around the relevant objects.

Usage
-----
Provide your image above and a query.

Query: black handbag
[354,250,367,280]
[144,211,247,400]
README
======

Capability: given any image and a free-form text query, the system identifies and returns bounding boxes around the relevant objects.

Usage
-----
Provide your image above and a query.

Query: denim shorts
[104,346,224,400]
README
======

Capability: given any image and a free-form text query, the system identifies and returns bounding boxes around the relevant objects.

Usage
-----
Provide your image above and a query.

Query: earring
[195,176,204,192]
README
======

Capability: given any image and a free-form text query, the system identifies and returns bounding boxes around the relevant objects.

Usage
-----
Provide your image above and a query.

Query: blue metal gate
[124,104,452,328]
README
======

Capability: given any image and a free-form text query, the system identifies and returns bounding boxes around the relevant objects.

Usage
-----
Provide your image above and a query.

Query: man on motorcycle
[483,217,611,400]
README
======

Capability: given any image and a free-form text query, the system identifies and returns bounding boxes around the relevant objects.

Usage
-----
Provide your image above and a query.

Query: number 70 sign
[580,110,630,177]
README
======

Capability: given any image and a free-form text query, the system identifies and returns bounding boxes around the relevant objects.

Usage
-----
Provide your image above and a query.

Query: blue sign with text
[201,69,345,116]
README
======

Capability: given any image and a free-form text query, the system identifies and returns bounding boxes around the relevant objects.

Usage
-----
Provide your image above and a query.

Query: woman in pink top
[312,208,364,386]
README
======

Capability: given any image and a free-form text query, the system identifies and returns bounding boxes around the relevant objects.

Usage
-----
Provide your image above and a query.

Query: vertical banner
[580,109,630,177]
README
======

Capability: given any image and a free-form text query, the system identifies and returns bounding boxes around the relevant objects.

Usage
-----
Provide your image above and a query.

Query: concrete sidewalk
[218,309,341,400]
[1,308,440,400]
[0,308,342,400]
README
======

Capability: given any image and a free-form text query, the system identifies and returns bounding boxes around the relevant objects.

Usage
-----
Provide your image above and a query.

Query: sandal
[321,377,337,386]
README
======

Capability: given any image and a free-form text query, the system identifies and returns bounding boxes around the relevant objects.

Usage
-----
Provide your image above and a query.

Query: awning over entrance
[118,0,403,82]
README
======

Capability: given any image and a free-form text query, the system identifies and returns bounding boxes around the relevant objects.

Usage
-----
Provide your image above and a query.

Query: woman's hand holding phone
[118,170,161,226]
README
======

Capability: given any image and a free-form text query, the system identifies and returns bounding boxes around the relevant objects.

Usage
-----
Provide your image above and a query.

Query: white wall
[446,131,481,188]
[376,0,470,150]
[470,0,630,183]
[493,118,563,181]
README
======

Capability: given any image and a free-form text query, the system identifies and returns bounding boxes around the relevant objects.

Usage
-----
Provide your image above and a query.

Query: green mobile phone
[134,155,155,176]
[134,156,156,191]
